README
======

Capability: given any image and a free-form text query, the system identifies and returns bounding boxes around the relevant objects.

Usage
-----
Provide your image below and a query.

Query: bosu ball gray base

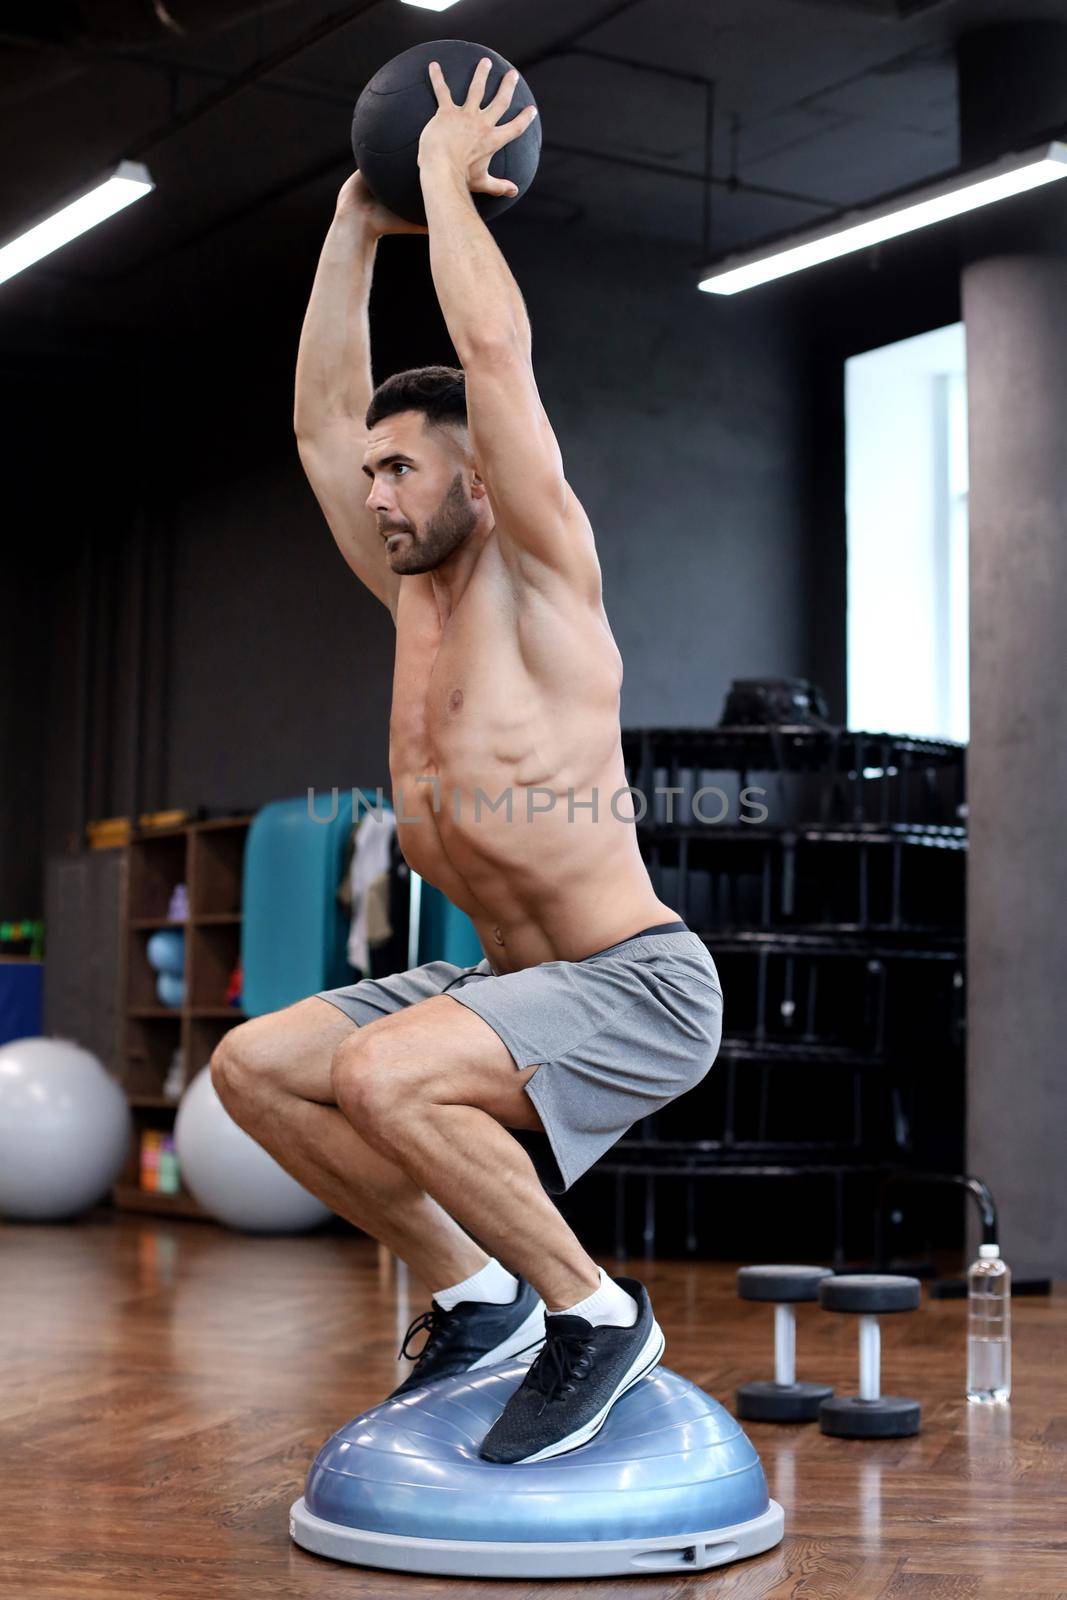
[289,1362,784,1579]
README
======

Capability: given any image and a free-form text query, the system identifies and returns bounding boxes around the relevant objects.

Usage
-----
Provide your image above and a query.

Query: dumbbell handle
[858,1314,881,1400]
[774,1304,796,1387]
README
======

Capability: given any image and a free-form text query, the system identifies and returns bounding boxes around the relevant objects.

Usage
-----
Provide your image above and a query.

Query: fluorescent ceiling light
[700,141,1067,296]
[0,160,154,288]
[400,0,463,10]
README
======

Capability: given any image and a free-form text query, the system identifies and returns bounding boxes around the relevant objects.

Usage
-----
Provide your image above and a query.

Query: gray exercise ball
[0,1037,131,1220]
[175,1065,331,1234]
[352,38,541,227]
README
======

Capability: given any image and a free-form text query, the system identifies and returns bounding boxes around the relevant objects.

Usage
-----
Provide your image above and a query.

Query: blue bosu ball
[290,1363,783,1578]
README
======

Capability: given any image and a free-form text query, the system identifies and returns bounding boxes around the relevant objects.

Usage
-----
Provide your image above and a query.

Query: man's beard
[385,472,478,574]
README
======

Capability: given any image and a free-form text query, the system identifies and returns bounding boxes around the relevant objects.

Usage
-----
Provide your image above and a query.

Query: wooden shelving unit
[114,815,251,1219]
[111,1184,210,1218]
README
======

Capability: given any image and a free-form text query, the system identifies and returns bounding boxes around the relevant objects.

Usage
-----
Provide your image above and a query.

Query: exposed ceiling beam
[545,140,836,213]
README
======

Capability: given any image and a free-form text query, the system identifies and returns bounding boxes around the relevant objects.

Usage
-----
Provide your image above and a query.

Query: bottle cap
[979,1243,1000,1259]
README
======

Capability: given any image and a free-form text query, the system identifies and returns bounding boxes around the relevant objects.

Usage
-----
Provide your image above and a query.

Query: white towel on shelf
[346,809,398,974]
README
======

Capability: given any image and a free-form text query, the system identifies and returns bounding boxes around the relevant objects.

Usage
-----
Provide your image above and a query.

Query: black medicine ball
[351,38,541,228]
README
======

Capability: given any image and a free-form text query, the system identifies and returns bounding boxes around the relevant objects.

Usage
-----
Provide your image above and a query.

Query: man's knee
[210,1017,277,1107]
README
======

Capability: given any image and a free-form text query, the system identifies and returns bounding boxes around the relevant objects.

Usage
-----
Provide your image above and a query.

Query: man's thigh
[340,995,545,1134]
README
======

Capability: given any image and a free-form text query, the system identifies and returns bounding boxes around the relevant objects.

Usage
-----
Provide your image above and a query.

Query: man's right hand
[336,171,428,238]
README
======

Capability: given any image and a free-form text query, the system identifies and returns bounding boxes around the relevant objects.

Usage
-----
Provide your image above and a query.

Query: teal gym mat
[241,793,482,1016]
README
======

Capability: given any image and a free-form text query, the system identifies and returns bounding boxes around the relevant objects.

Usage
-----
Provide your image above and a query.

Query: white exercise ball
[0,1037,131,1220]
[175,1065,331,1234]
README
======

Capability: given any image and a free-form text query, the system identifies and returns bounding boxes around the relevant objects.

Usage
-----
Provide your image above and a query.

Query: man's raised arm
[418,61,601,596]
[294,175,424,616]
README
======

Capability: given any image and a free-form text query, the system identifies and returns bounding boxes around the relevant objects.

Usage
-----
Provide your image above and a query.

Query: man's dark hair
[365,365,467,432]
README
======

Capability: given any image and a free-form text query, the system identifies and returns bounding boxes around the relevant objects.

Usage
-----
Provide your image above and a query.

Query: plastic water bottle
[967,1243,1011,1403]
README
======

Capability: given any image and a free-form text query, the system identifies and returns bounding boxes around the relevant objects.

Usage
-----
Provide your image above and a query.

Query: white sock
[433,1257,519,1311]
[558,1267,638,1328]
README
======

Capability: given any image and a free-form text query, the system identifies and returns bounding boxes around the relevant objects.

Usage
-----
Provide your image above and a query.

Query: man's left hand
[419,57,538,198]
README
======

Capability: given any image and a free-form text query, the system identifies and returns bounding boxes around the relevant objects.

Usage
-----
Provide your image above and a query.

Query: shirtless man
[211,60,723,1465]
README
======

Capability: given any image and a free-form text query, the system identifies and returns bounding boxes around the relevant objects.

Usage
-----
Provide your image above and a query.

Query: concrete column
[959,25,1067,1278]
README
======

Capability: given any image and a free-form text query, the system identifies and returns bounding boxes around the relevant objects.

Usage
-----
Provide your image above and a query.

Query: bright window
[845,323,969,742]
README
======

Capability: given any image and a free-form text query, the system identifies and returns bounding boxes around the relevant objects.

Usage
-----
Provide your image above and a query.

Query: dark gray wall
[0,537,46,917]
[166,220,812,798]
[165,449,397,809]
[8,201,966,914]
[515,222,812,725]
[2,359,82,915]
[16,211,815,878]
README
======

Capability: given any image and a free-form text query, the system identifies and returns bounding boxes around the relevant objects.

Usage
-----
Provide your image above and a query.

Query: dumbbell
[735,1265,835,1422]
[818,1274,921,1438]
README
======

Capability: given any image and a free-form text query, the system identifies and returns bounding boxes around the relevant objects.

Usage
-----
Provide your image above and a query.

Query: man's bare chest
[390,600,540,776]
[388,560,622,779]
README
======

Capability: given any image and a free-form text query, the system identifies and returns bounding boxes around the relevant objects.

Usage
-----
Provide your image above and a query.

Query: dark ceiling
[3,0,1067,348]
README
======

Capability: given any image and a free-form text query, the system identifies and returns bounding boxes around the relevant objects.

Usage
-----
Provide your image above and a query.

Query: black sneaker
[478,1276,665,1464]
[387,1277,546,1399]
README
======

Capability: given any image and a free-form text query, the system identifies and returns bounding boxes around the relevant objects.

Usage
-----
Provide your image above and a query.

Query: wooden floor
[0,1212,1062,1599]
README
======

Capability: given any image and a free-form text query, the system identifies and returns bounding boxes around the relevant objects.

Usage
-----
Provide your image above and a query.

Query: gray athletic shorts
[316,920,723,1195]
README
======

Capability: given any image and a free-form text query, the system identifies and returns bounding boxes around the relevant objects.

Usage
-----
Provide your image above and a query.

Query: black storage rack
[600,724,968,1266]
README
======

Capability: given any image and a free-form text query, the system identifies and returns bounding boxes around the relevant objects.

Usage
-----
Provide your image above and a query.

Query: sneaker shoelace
[525,1325,596,1415]
[398,1305,453,1369]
